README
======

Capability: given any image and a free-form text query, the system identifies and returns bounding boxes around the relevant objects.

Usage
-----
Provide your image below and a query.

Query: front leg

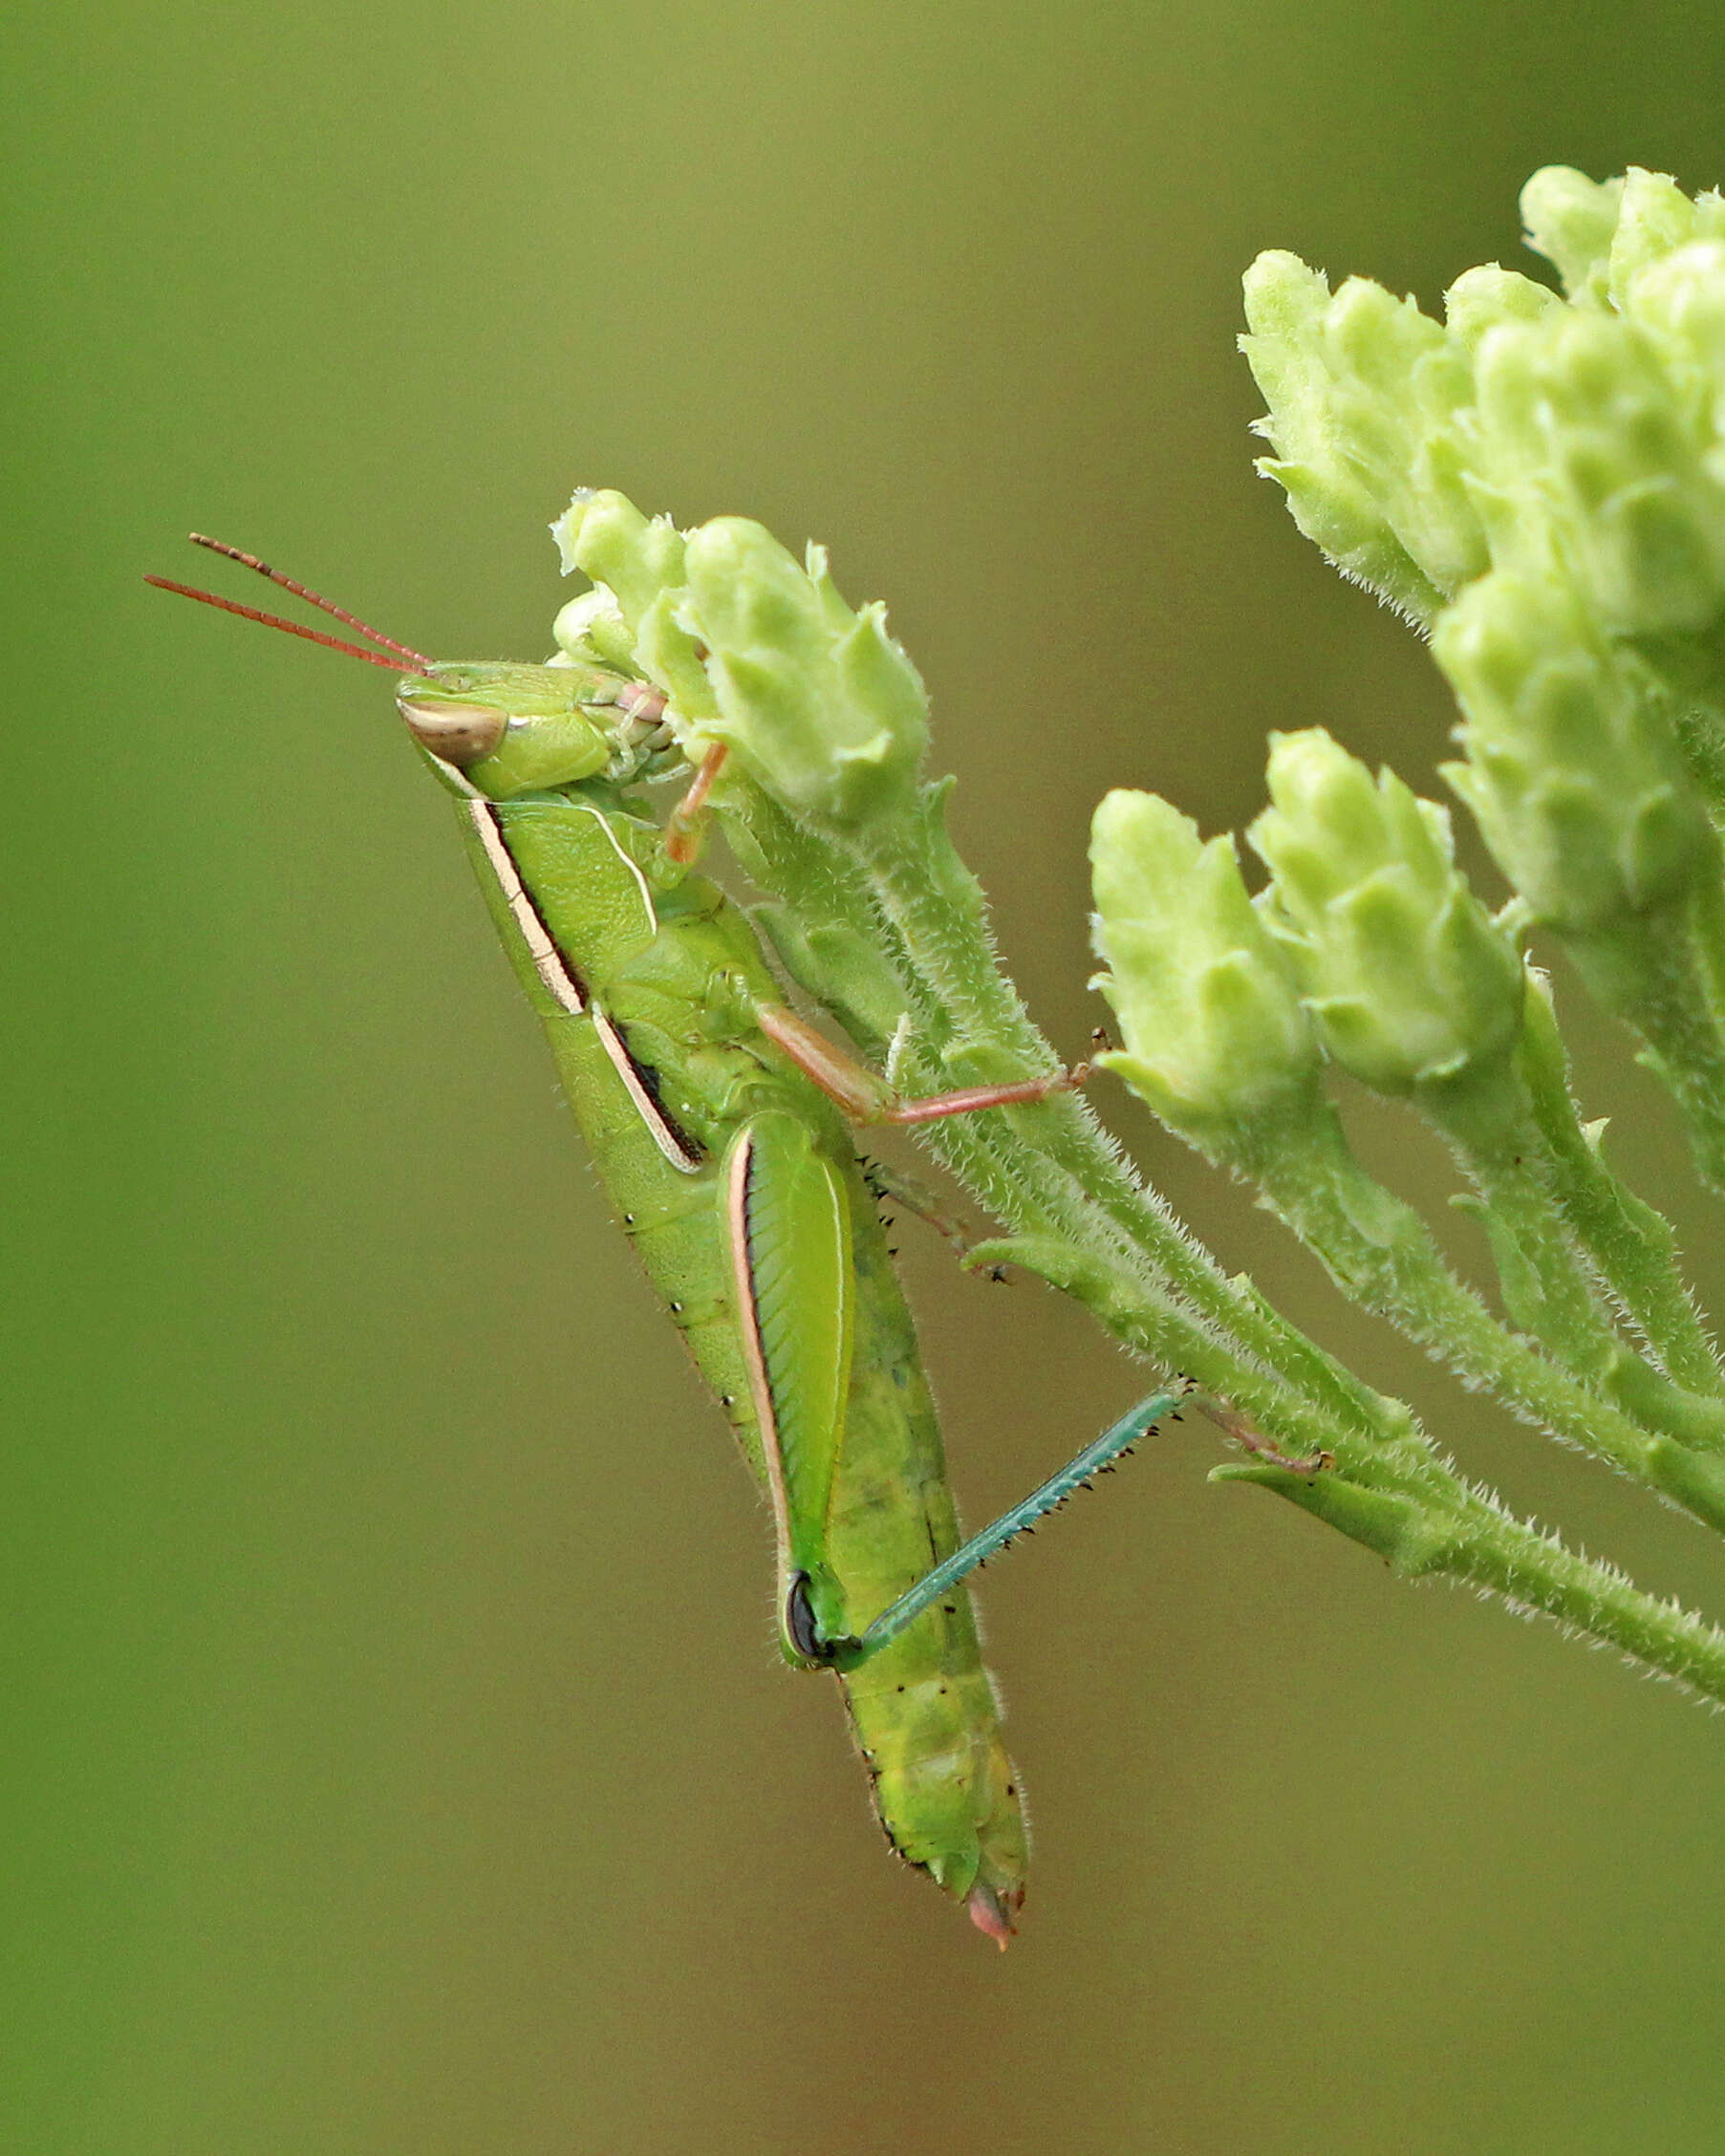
[755,1001,1089,1125]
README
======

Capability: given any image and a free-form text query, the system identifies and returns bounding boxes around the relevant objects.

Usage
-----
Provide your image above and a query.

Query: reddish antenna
[144,533,436,676]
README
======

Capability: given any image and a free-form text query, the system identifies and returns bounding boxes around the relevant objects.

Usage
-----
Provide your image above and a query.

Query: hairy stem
[1423,1067,1725,1448]
[1563,904,1725,1195]
[1244,1110,1725,1532]
[1515,973,1725,1396]
[1220,1459,1725,1706]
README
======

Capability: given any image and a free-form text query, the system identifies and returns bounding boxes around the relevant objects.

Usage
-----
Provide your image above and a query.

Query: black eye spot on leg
[787,1572,827,1663]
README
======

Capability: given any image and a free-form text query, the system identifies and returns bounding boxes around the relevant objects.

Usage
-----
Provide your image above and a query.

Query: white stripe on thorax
[465,800,587,1016]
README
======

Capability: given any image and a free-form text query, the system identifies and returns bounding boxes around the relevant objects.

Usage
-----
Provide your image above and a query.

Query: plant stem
[1423,1067,1725,1447]
[1562,903,1725,1194]
[1246,1110,1725,1531]
[1219,1458,1725,1706]
[1515,971,1725,1395]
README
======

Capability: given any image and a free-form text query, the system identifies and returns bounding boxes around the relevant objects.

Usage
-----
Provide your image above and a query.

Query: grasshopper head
[144,538,679,800]
[399,660,675,798]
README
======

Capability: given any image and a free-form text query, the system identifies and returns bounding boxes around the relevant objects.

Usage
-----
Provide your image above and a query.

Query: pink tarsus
[665,742,729,866]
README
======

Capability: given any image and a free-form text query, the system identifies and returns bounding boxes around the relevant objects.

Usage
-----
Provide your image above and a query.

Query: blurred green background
[11,4,1725,2150]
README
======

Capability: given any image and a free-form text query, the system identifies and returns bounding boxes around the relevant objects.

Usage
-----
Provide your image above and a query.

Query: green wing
[724,1109,854,1657]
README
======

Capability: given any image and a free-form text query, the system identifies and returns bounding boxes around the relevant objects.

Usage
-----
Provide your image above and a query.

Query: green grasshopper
[148,537,1178,1943]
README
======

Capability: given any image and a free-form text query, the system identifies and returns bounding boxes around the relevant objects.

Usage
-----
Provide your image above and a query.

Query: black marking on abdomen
[593,1008,705,1174]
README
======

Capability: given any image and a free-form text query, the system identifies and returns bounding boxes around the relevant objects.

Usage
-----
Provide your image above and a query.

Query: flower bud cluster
[1242,167,1725,637]
[1091,737,1531,1138]
[1245,169,1725,943]
[1248,730,1525,1094]
[550,487,928,828]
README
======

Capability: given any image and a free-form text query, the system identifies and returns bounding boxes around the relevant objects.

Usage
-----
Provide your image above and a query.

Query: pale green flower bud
[1520,166,1624,306]
[551,488,717,726]
[1328,277,1488,600]
[1241,253,1488,618]
[1606,167,1720,303]
[1435,572,1715,931]
[1089,790,1320,1153]
[633,588,721,722]
[1240,252,1450,623]
[550,586,637,674]
[673,520,928,827]
[551,488,686,630]
[1471,310,1725,634]
[1441,266,1562,352]
[1248,730,1524,1094]
[1624,242,1725,450]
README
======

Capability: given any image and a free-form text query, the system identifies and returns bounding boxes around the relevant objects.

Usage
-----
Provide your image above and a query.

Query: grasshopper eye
[399,697,507,766]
